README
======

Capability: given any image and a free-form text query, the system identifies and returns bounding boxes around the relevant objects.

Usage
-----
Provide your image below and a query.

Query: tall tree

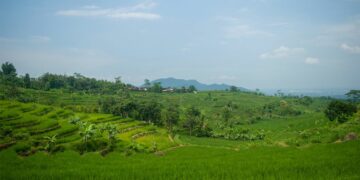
[164,104,180,135]
[230,86,238,92]
[23,73,31,88]
[222,106,233,124]
[141,101,162,125]
[184,106,201,136]
[144,79,151,87]
[188,85,197,93]
[1,62,21,97]
[151,82,162,93]
[1,62,17,77]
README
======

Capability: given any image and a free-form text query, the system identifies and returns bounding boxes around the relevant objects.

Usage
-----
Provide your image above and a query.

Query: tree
[23,73,31,88]
[222,105,232,124]
[144,79,151,87]
[1,62,17,77]
[1,62,21,97]
[151,82,162,93]
[346,90,360,102]
[206,92,212,100]
[114,76,122,84]
[325,100,357,123]
[164,104,180,135]
[184,106,201,136]
[140,101,162,125]
[193,115,212,137]
[230,86,238,92]
[99,123,118,149]
[181,86,187,93]
[188,85,197,93]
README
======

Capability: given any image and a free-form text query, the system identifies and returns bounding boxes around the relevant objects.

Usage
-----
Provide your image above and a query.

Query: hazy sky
[1,0,360,89]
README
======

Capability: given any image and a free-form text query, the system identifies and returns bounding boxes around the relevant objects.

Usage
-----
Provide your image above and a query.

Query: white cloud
[340,43,360,54]
[260,46,305,59]
[56,1,161,20]
[305,57,320,64]
[225,25,273,38]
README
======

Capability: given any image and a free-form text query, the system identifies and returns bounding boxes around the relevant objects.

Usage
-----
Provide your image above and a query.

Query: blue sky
[0,0,360,89]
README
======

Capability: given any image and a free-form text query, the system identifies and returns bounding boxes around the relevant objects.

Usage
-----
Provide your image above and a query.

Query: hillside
[150,77,248,91]
[0,66,359,179]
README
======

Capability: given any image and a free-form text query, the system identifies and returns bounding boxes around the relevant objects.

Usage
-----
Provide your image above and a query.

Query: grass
[0,140,359,179]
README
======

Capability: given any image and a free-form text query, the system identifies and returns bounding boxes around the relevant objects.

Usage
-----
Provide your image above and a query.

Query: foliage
[183,106,201,136]
[346,90,360,102]
[43,134,57,152]
[164,104,180,135]
[296,96,313,106]
[1,62,17,77]
[229,86,238,92]
[324,100,357,123]
[150,82,162,93]
[222,105,232,124]
[212,127,265,141]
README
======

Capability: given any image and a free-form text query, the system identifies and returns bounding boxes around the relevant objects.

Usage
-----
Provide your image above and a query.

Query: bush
[212,127,265,141]
[72,139,108,154]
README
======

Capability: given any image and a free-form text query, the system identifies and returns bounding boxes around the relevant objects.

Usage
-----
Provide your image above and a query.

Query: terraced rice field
[0,100,176,152]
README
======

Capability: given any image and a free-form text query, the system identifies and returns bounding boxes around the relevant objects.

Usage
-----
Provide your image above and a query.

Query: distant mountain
[149,77,248,91]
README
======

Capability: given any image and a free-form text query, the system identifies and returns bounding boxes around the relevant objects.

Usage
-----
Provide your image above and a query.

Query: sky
[0,0,360,90]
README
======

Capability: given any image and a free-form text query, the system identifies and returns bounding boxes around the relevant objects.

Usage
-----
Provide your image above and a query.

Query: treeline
[141,79,197,93]
[0,62,198,95]
[98,97,211,137]
[0,62,130,95]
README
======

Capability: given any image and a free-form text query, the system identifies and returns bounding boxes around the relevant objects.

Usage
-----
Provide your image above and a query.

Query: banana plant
[80,124,96,144]
[44,134,57,152]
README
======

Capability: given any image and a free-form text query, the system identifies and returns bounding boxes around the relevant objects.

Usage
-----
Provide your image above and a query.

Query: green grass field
[0,140,359,179]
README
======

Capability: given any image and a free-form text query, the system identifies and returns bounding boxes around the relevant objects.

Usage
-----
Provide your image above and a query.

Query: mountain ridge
[148,77,248,91]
